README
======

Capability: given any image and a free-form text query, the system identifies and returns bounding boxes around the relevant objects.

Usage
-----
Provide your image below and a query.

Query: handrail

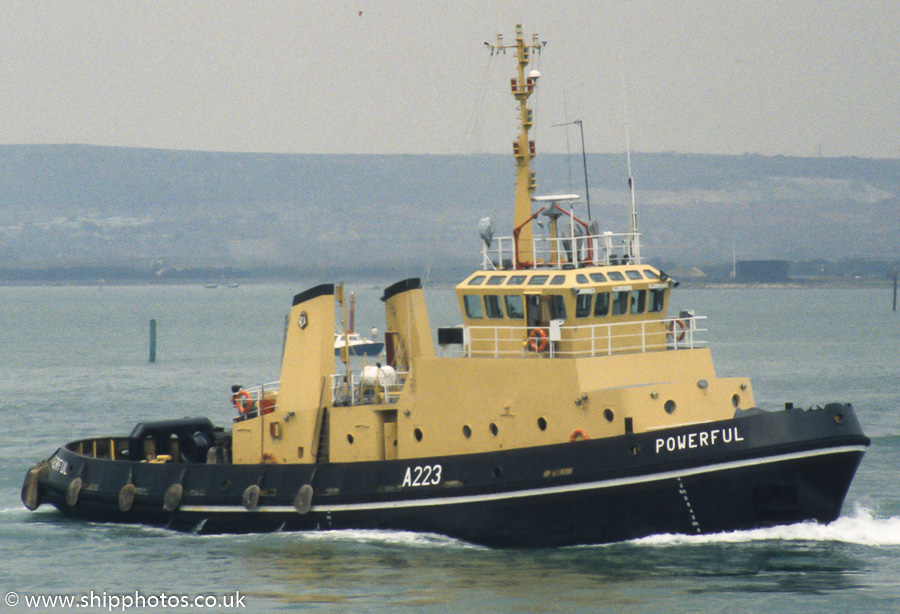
[232,372,409,411]
[330,369,408,406]
[237,381,280,401]
[463,315,707,358]
[482,231,642,270]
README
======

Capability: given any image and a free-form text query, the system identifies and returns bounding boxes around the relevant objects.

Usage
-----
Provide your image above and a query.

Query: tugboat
[22,26,868,548]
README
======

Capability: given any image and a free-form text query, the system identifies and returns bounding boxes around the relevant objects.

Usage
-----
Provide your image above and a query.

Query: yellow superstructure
[229,24,755,467]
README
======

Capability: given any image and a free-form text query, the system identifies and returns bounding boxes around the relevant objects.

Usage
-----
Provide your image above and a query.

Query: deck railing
[482,231,641,270]
[463,314,707,358]
[330,368,408,406]
[232,373,408,411]
[237,381,280,403]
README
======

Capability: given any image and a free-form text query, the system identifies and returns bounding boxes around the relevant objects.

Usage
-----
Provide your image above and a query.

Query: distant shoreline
[682,280,893,290]
[0,272,892,290]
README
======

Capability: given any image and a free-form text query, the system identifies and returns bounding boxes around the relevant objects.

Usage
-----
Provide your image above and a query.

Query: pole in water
[149,319,157,362]
[893,266,897,312]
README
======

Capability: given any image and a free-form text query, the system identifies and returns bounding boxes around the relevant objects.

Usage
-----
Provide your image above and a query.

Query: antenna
[550,119,592,221]
[621,73,641,264]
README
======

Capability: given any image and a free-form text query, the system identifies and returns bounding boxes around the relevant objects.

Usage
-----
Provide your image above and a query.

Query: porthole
[664,400,677,414]
[347,434,354,444]
[732,394,740,408]
[537,417,547,431]
[489,422,499,436]
[603,408,615,422]
[462,424,472,439]
[492,466,502,478]
[413,428,423,442]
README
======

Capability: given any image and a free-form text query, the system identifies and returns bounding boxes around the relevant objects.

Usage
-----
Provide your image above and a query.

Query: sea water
[1,283,898,613]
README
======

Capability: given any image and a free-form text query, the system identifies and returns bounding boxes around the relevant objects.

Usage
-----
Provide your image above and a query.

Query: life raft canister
[528,327,549,352]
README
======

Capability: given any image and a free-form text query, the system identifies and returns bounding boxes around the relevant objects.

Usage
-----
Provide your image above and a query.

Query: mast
[490,25,543,269]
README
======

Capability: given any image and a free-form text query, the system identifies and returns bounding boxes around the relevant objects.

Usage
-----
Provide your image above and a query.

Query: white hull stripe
[179,444,866,514]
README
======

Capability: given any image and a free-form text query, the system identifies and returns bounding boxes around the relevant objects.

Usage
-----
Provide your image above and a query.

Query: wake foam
[632,505,900,547]
[292,528,479,549]
[11,505,899,549]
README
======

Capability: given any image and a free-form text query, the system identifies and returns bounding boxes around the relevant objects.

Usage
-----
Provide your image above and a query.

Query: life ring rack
[527,328,549,352]
[570,429,588,442]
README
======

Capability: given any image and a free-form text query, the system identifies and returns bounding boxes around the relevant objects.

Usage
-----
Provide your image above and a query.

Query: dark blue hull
[28,404,868,548]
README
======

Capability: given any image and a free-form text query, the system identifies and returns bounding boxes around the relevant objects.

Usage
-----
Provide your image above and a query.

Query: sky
[1,0,898,158]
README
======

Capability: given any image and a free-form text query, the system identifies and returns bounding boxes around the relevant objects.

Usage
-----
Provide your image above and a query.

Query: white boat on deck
[334,332,384,357]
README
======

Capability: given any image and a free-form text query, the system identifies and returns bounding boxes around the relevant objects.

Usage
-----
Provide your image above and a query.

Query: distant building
[736,260,790,283]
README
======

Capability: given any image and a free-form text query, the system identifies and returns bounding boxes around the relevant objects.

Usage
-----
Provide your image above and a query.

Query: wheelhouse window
[484,295,504,319]
[594,292,610,316]
[608,271,625,281]
[550,295,566,320]
[612,290,629,315]
[528,275,549,285]
[643,269,658,279]
[507,275,527,285]
[505,295,524,318]
[487,276,505,286]
[550,275,566,285]
[576,274,589,284]
[468,276,486,285]
[526,295,541,326]
[464,295,483,318]
[630,289,647,314]
[649,288,666,313]
[575,293,593,318]
[589,272,607,283]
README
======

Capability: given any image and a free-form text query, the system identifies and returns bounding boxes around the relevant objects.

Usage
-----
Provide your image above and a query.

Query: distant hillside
[0,145,897,280]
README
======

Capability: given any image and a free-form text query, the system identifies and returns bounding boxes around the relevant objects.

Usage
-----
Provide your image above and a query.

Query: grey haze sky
[2,0,898,158]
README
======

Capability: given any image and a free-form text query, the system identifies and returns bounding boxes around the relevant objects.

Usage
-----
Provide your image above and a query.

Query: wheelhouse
[455,263,694,358]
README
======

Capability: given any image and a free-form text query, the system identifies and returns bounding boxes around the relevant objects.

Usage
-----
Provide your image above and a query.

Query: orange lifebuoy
[528,328,549,352]
[668,319,686,342]
[570,429,588,442]
[234,390,253,414]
